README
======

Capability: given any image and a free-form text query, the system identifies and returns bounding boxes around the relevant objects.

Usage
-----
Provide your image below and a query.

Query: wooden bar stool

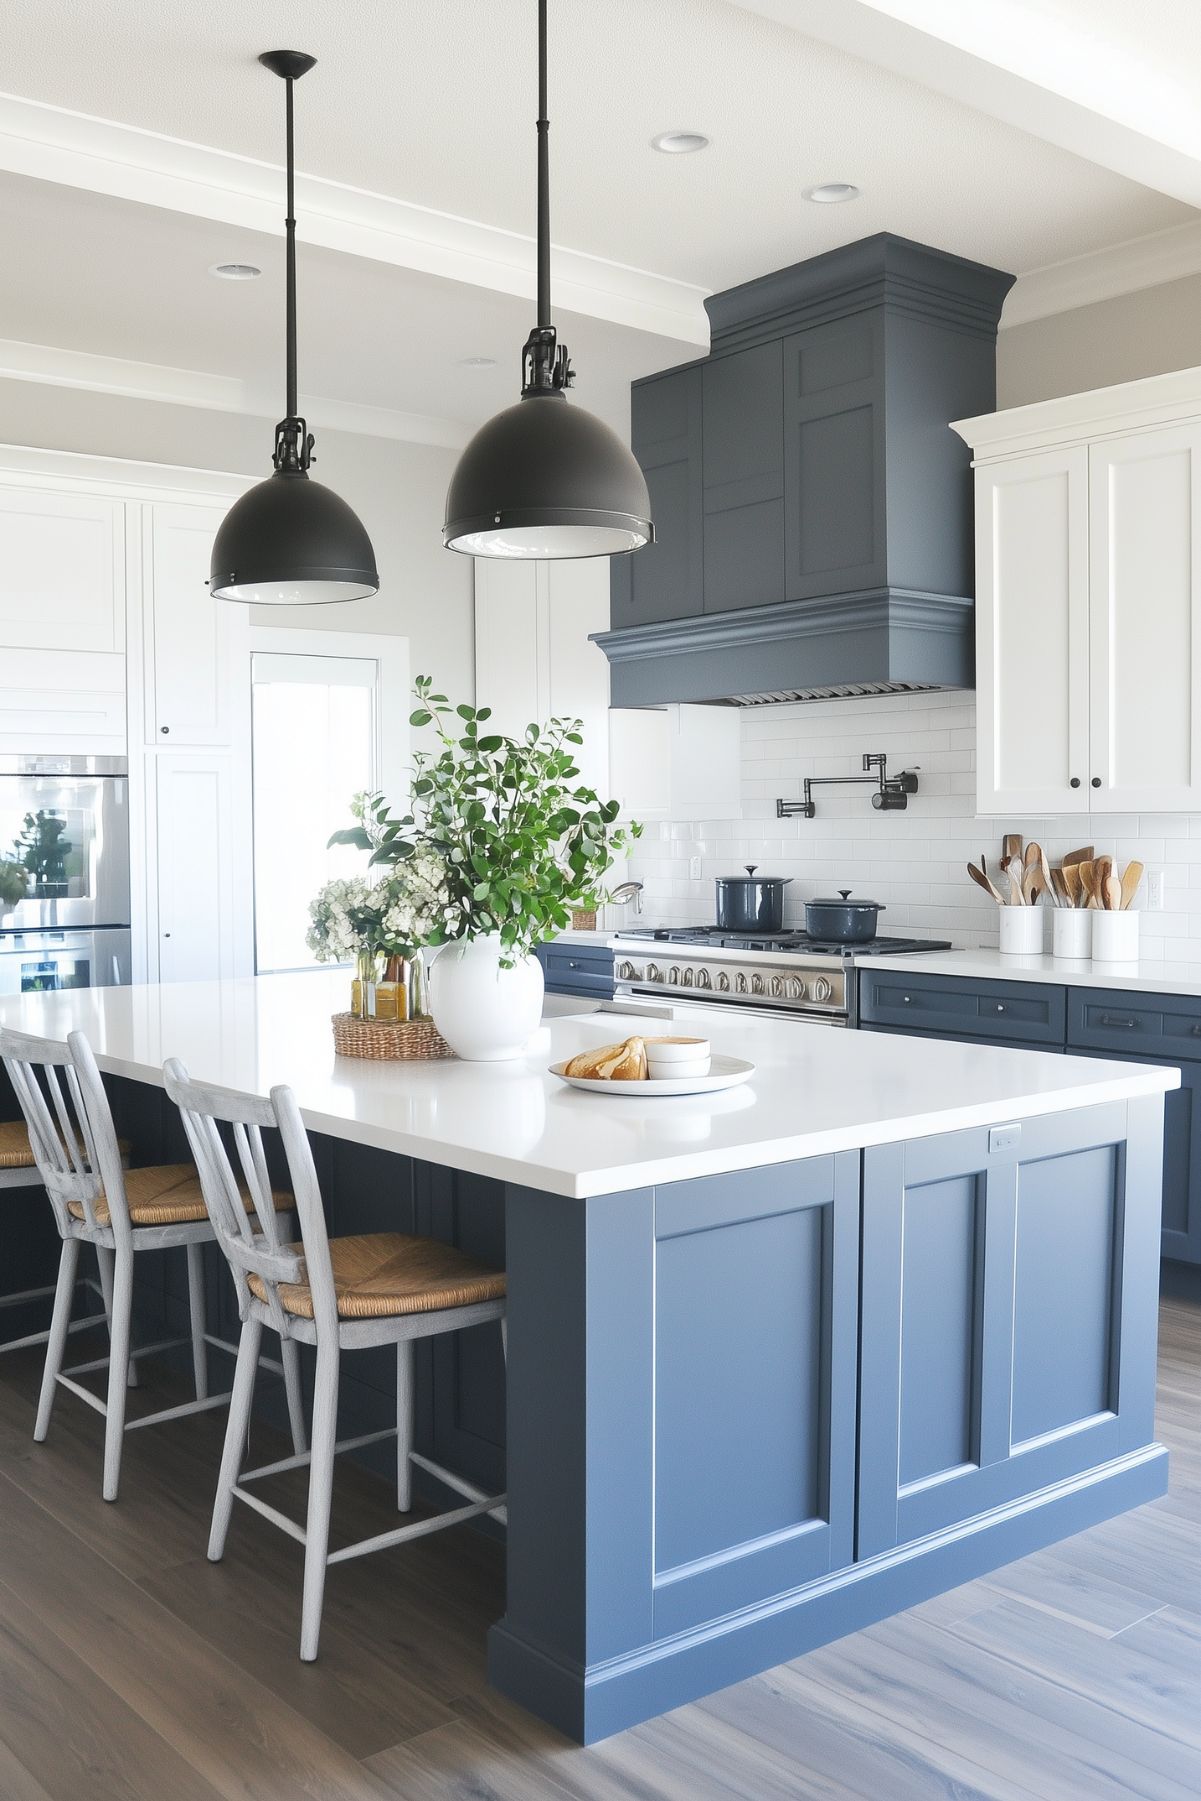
[0,1025,307,1500]
[0,1117,120,1356]
[163,1058,507,1662]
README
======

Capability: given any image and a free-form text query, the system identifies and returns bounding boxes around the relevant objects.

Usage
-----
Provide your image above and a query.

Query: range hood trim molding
[595,590,973,707]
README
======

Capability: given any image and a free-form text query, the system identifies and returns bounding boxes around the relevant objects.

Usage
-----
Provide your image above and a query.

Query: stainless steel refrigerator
[0,755,131,993]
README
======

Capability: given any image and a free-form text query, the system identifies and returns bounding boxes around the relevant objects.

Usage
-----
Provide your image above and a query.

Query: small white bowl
[646,1035,711,1079]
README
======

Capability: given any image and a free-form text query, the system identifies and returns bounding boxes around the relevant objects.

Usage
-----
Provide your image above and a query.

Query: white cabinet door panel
[975,451,1090,814]
[0,650,125,754]
[473,560,544,741]
[152,753,248,983]
[546,560,611,799]
[145,504,246,746]
[0,488,123,653]
[1088,425,1201,811]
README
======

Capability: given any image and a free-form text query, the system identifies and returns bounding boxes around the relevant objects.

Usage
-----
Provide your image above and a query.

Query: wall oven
[0,755,131,989]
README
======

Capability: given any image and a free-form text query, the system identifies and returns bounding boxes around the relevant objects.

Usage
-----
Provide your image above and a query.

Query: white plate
[549,1053,755,1097]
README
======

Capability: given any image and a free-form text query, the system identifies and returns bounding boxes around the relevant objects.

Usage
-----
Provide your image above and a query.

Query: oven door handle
[615,987,847,1026]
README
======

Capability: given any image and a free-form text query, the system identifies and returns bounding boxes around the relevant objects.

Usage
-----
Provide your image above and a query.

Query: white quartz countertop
[0,972,1176,1198]
[865,948,1201,999]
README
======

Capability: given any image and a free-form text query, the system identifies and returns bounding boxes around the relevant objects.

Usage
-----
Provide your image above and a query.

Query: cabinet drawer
[1067,988,1201,1063]
[538,944,616,997]
[858,972,1066,1046]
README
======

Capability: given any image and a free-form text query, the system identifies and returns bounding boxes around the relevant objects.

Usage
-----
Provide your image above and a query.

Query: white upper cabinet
[958,369,1201,814]
[143,503,247,747]
[974,448,1089,813]
[0,488,124,653]
[473,557,612,800]
[1088,425,1201,811]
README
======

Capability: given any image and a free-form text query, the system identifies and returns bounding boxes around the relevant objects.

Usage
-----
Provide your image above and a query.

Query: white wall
[627,690,1201,957]
[0,375,475,702]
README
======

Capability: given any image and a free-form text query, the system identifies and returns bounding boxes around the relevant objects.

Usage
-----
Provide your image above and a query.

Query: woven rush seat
[2,1119,132,1173]
[0,1120,36,1168]
[248,1231,506,1321]
[68,1163,292,1228]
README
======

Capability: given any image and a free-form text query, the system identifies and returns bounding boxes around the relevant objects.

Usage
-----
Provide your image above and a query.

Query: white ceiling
[0,0,1196,446]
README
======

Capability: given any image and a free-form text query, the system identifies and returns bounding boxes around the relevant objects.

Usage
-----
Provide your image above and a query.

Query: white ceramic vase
[428,933,545,1061]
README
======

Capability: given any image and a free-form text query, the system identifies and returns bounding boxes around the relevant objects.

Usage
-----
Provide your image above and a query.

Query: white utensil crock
[428,934,544,1061]
[1091,909,1139,962]
[998,906,1045,954]
[1052,908,1091,960]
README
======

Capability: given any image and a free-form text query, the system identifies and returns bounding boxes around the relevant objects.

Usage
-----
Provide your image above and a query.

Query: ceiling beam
[735,0,1201,213]
[0,88,711,350]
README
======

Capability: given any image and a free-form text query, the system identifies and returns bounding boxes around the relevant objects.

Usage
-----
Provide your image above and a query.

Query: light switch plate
[689,854,702,881]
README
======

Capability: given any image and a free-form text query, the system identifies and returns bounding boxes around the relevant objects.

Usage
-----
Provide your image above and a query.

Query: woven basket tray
[331,1012,454,1061]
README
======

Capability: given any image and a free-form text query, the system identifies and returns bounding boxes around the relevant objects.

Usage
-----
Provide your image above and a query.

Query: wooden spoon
[1074,859,1094,906]
[1120,860,1144,911]
[968,862,1004,904]
[1091,855,1114,910]
[1005,857,1026,906]
[1050,866,1071,907]
[1026,843,1055,906]
[1004,834,1023,865]
[1062,845,1095,867]
[1104,872,1123,912]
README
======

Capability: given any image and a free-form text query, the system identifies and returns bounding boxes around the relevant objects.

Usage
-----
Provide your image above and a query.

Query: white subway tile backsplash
[625,693,1201,956]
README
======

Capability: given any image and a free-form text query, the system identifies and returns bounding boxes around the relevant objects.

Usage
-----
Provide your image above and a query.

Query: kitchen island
[0,972,1178,1743]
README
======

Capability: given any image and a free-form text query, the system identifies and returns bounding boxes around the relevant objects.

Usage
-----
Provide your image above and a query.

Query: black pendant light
[210,51,379,604]
[443,0,653,559]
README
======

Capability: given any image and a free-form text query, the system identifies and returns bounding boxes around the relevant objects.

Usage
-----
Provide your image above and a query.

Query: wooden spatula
[1005,857,1026,906]
[1004,834,1023,865]
[968,862,1003,904]
[1062,845,1094,867]
[1120,861,1144,911]
[1104,872,1123,912]
[1091,855,1114,909]
[1050,866,1071,906]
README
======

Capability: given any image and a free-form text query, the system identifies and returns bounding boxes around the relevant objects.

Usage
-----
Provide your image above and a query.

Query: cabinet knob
[1069,777,1081,789]
[163,931,171,938]
[902,994,911,1004]
[996,1003,1005,1013]
[1091,776,1102,788]
[161,726,170,735]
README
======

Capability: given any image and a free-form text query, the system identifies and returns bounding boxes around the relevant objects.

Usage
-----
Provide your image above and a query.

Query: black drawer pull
[1099,1014,1138,1028]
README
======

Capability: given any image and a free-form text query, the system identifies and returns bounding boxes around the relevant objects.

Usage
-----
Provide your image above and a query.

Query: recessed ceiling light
[804,183,861,204]
[458,355,498,368]
[651,131,709,155]
[209,261,262,280]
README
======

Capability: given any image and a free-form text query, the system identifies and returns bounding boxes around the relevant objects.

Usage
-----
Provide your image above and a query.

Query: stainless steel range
[613,927,951,1026]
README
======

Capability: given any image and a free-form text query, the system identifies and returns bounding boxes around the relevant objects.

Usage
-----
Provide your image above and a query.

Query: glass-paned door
[250,634,408,973]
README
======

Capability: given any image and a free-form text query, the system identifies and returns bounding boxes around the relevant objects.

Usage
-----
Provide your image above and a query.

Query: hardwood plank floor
[0,1291,1196,1799]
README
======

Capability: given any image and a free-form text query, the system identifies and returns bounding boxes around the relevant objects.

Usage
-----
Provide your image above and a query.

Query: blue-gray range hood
[594,234,1015,707]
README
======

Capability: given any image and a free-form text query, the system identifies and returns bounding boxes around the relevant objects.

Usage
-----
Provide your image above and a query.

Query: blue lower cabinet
[859,1100,1164,1558]
[536,941,616,998]
[857,970,1066,1046]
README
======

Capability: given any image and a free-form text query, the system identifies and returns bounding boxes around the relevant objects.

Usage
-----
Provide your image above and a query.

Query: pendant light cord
[285,72,299,420]
[522,0,571,396]
[536,0,550,330]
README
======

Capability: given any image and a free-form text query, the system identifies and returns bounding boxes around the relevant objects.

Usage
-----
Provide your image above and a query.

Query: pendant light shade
[443,2,652,560]
[211,51,378,605]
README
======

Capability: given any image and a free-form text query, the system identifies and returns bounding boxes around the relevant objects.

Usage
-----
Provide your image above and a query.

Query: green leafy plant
[12,810,72,894]
[329,676,640,963]
[0,858,27,908]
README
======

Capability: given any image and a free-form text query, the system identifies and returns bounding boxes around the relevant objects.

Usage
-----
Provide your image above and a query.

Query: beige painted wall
[997,274,1201,408]
[0,375,475,700]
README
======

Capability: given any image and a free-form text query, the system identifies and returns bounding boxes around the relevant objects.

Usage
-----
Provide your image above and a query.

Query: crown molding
[0,439,250,504]
[952,362,1201,459]
[0,336,467,449]
[1003,222,1201,330]
[0,90,710,349]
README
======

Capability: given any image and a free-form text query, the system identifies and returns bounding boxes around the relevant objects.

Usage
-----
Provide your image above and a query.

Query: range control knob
[812,976,833,1003]
[717,971,730,992]
[770,975,784,998]
[667,966,680,986]
[681,966,695,987]
[617,960,636,981]
[788,976,804,1001]
[696,968,712,990]
[648,964,662,983]
[750,973,765,995]
[735,972,748,994]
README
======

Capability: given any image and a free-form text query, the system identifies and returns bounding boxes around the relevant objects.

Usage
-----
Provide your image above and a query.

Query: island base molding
[489,1444,1167,1743]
